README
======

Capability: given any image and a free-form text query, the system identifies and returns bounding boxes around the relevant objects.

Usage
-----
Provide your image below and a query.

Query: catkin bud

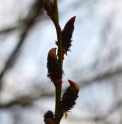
[47,48,63,84]
[60,80,79,112]
[44,111,54,123]
[62,16,76,41]
[56,16,76,53]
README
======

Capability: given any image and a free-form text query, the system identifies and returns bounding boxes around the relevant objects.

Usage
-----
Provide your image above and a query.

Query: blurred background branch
[0,0,44,90]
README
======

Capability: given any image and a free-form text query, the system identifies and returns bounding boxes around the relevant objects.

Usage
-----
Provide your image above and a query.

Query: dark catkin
[56,16,76,53]
[47,48,63,83]
[44,111,54,123]
[60,86,78,112]
[47,59,63,82]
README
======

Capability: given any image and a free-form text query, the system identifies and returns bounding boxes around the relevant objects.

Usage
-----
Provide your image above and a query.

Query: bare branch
[0,90,54,108]
[0,0,44,90]
[79,67,122,87]
[0,26,19,34]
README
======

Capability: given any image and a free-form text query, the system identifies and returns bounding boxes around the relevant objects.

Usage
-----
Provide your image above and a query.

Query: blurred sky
[0,0,122,124]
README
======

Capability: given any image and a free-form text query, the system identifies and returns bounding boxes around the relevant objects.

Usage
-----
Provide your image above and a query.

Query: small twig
[0,26,19,34]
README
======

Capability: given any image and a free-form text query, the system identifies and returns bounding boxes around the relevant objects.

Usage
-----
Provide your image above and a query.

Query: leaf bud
[44,0,54,12]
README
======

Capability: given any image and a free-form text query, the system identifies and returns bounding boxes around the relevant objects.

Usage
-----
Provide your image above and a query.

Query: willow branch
[53,0,63,124]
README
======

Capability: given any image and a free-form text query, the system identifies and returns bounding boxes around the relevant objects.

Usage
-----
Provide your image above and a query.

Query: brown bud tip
[48,48,57,60]
[64,16,76,28]
[68,79,80,93]
[45,119,54,124]
[68,16,76,24]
